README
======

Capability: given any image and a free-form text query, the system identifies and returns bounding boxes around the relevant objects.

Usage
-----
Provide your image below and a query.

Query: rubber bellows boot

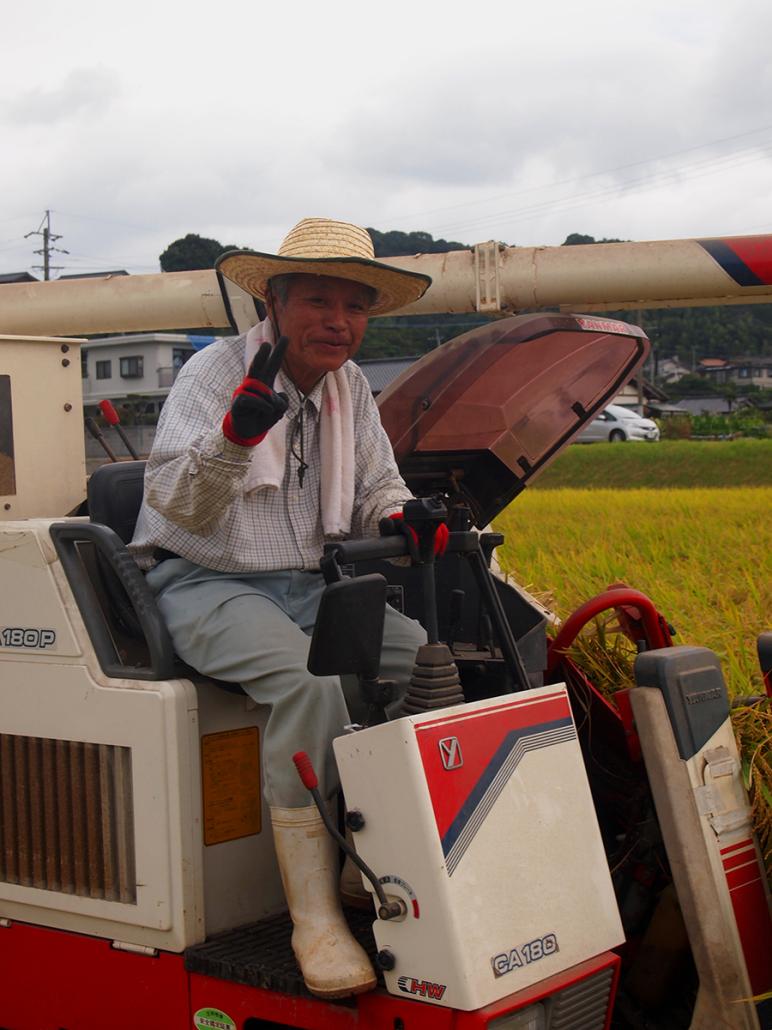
[270,806,377,999]
[340,826,372,909]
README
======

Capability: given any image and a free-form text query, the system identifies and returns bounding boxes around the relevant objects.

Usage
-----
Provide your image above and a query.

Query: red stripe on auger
[724,236,772,284]
[699,236,772,286]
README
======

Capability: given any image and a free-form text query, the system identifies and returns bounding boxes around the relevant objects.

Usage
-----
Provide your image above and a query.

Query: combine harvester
[0,233,770,1030]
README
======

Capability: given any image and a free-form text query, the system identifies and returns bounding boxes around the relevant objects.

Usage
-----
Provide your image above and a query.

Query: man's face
[268,274,373,394]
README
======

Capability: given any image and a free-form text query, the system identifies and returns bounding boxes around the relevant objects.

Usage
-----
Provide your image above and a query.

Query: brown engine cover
[377,312,649,526]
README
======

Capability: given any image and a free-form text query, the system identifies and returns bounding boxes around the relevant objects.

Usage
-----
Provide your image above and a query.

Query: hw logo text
[397,976,447,1000]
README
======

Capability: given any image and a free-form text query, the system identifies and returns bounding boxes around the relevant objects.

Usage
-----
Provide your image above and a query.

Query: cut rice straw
[564,616,771,884]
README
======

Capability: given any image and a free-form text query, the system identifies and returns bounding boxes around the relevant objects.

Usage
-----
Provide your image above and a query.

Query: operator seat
[85,460,242,693]
[87,460,149,640]
[87,459,147,547]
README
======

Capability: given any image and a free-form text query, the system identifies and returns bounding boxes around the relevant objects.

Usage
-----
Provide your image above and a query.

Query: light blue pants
[146,559,426,807]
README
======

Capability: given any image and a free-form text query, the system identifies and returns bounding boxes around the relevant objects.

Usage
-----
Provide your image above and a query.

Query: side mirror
[308,574,387,681]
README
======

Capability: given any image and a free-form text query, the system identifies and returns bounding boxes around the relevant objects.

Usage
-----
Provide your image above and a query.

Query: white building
[81,333,217,413]
[698,356,772,388]
[657,356,693,384]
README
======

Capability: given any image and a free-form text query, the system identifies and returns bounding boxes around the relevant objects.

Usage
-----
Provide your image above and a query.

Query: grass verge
[532,438,772,490]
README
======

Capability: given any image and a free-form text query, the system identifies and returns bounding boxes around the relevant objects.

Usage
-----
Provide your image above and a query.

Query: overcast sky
[2,0,771,279]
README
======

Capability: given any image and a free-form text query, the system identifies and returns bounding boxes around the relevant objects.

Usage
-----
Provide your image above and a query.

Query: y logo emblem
[439,736,463,770]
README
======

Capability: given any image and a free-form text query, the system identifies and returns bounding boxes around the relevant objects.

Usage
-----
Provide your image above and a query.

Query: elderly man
[129,218,436,999]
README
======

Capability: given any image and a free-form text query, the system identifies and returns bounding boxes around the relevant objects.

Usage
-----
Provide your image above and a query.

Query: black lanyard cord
[290,388,309,488]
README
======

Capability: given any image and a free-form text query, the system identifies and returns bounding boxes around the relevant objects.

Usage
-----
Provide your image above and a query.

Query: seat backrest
[85,458,246,693]
[87,460,146,542]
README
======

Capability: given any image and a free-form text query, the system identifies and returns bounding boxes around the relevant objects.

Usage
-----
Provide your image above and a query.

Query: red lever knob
[293,751,319,790]
[98,399,120,426]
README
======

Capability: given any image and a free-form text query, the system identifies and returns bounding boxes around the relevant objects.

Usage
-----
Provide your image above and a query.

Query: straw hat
[216,217,432,316]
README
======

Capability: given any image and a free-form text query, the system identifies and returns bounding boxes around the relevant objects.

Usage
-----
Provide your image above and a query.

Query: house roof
[699,356,772,372]
[58,270,130,280]
[646,403,691,415]
[0,271,38,284]
[357,356,417,393]
[674,396,752,416]
[732,356,772,368]
[658,356,691,370]
[618,377,668,401]
[0,269,130,284]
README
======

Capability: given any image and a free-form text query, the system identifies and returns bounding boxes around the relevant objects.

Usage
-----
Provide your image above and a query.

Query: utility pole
[25,210,69,279]
[636,308,645,414]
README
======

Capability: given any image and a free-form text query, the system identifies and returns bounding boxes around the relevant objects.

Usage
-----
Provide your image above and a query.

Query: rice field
[495,486,771,695]
[494,485,771,873]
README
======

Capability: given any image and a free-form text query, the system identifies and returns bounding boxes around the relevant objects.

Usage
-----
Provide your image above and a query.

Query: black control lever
[379,496,448,644]
[321,527,531,692]
[447,589,465,652]
[292,751,405,921]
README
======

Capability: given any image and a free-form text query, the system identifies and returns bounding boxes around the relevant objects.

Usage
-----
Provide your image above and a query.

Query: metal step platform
[184,906,382,998]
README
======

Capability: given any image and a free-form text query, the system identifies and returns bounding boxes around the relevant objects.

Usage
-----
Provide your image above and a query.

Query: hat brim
[215,250,432,316]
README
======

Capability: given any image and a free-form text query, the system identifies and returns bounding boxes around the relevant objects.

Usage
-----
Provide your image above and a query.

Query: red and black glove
[383,511,449,559]
[222,337,290,447]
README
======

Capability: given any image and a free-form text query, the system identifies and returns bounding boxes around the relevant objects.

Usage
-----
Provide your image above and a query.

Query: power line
[433,143,772,237]
[0,213,38,227]
[429,141,772,239]
[65,251,154,265]
[0,238,31,252]
[386,121,772,231]
[53,208,159,232]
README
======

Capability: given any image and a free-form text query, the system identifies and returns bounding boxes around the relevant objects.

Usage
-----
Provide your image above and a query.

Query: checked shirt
[129,334,412,573]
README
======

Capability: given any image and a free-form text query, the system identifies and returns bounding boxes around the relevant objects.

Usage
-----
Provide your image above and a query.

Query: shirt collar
[277,370,326,417]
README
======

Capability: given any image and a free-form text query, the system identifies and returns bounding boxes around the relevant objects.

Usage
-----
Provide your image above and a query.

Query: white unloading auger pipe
[1,233,771,337]
[0,270,232,337]
[388,233,772,315]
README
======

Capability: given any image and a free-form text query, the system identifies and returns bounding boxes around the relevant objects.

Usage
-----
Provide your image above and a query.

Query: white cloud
[5,67,121,126]
[1,0,771,276]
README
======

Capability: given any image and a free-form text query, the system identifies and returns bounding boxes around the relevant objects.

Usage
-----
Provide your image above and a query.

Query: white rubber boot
[270,806,377,999]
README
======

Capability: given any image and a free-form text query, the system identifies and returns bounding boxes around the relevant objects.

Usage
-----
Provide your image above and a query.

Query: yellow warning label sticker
[201,727,261,846]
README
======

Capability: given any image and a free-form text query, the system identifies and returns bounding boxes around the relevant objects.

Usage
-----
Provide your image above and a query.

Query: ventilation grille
[550,964,615,1030]
[0,734,136,903]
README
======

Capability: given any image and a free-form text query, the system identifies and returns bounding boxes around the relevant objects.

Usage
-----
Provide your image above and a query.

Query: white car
[577,404,660,443]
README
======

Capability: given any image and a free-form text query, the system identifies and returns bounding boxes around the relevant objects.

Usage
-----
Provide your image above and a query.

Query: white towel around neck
[242,321,355,537]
